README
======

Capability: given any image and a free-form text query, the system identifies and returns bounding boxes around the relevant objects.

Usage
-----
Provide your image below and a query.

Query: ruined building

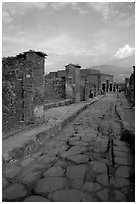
[46,64,114,102]
[3,50,114,134]
[125,65,135,106]
[3,50,47,133]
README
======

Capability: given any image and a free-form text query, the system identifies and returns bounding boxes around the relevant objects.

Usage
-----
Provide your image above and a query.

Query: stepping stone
[71,179,84,190]
[52,189,82,202]
[90,161,107,173]
[2,177,9,189]
[43,166,64,177]
[115,177,130,187]
[115,190,127,202]
[84,182,102,192]
[116,166,130,178]
[24,195,50,202]
[96,173,109,186]
[67,154,89,164]
[69,141,89,147]
[34,177,68,195]
[4,165,23,179]
[21,171,41,185]
[66,165,87,179]
[115,157,130,165]
[96,189,109,202]
[3,184,28,201]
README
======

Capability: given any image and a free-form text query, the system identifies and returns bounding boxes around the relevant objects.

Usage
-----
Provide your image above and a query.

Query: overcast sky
[2,2,135,73]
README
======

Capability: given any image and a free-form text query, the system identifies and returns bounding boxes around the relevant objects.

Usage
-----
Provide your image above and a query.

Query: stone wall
[2,50,47,133]
[125,65,135,106]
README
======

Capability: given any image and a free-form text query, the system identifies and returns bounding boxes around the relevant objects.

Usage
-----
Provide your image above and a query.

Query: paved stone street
[2,93,135,202]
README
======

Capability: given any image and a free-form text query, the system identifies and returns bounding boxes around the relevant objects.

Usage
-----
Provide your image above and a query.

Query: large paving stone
[84,182,102,192]
[21,171,41,185]
[115,177,130,187]
[52,189,82,202]
[67,154,89,164]
[96,173,109,186]
[4,165,23,179]
[115,190,127,202]
[113,139,127,147]
[21,157,34,167]
[66,165,88,179]
[81,192,93,202]
[55,141,66,147]
[43,166,64,177]
[69,141,89,147]
[53,160,68,169]
[37,155,58,165]
[81,136,96,142]
[34,177,68,195]
[3,184,28,201]
[85,166,96,182]
[71,179,84,190]
[69,136,80,142]
[58,145,68,153]
[2,177,9,189]
[113,146,130,153]
[47,148,60,157]
[114,151,130,158]
[24,195,50,202]
[116,166,130,178]
[90,161,107,173]
[115,157,130,165]
[60,146,87,158]
[96,189,109,202]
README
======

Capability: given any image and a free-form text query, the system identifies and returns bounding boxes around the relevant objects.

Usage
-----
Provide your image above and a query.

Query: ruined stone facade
[125,65,135,106]
[2,50,47,133]
[3,50,115,134]
[47,67,114,102]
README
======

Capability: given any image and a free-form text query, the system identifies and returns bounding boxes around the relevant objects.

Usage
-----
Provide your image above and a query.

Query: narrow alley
[2,93,135,202]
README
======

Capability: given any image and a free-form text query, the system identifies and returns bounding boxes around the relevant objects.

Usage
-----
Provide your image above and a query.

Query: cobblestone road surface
[2,93,135,202]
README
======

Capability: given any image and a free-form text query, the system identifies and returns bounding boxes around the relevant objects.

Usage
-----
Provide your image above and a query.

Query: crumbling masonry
[3,50,114,134]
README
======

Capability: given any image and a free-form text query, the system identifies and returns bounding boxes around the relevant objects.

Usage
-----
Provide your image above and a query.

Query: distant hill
[89,64,133,83]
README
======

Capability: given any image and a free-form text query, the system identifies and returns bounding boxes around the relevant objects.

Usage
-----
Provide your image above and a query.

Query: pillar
[65,64,81,103]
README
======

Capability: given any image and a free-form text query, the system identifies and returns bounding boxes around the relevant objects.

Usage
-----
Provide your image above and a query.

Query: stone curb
[44,99,74,110]
[3,95,104,164]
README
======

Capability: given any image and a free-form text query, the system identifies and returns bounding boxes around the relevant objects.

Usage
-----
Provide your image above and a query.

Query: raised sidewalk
[3,95,104,163]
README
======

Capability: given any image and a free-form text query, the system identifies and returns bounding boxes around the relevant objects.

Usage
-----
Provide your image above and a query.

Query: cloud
[2,11,13,23]
[112,44,135,60]
[50,2,88,15]
[2,2,48,18]
[88,3,111,19]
